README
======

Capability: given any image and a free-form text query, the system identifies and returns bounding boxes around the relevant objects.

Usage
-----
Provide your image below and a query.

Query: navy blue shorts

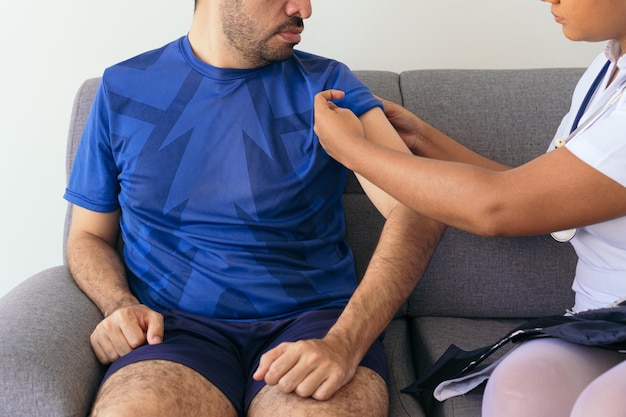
[102,308,388,415]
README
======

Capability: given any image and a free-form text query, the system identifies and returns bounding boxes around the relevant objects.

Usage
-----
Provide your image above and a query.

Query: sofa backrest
[63,78,100,257]
[354,68,584,319]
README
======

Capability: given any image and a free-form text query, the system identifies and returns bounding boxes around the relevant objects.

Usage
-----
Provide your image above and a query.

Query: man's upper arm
[68,205,121,247]
[356,106,413,218]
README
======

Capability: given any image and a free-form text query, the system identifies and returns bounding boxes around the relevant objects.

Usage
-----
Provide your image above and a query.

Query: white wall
[0,1,602,298]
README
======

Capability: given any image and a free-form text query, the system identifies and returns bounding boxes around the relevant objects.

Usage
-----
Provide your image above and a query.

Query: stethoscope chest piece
[551,228,577,243]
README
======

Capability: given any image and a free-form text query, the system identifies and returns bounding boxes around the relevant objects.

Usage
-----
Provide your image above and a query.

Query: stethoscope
[550,60,626,242]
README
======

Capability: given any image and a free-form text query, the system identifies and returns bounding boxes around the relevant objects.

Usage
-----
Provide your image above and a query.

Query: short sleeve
[325,62,383,117]
[566,99,626,187]
[64,80,121,212]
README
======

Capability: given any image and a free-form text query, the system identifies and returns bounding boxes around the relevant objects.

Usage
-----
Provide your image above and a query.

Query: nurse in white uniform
[313,0,626,415]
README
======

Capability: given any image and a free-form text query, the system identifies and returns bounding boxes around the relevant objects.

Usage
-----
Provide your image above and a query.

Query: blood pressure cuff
[403,303,626,394]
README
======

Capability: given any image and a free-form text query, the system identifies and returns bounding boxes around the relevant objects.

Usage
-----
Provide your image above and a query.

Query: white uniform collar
[604,40,625,69]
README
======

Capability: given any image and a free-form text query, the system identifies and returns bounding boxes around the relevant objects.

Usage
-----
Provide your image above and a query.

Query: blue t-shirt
[65,36,382,321]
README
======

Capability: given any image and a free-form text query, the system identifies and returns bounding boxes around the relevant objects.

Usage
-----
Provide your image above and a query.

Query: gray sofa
[0,67,583,417]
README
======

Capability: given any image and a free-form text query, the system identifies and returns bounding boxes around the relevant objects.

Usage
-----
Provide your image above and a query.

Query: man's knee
[249,366,388,417]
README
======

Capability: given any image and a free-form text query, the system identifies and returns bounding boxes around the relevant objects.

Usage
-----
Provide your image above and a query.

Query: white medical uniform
[548,40,626,312]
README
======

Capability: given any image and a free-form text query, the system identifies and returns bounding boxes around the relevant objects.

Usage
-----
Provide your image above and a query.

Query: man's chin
[263,46,297,63]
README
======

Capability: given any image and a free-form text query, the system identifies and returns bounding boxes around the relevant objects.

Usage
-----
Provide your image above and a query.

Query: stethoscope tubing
[557,79,626,148]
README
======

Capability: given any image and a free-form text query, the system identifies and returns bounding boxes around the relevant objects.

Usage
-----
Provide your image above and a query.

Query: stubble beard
[220,1,304,67]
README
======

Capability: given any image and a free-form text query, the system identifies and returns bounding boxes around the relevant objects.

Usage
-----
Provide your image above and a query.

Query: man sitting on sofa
[63,0,444,416]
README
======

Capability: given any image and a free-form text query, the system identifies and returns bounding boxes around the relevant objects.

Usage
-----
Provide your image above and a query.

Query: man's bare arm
[321,106,445,382]
[255,106,445,400]
[66,205,164,364]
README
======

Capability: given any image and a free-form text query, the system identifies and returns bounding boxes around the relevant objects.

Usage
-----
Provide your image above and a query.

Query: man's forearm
[326,204,445,360]
[67,234,139,317]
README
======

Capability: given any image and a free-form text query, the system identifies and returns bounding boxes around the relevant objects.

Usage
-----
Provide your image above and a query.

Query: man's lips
[279,28,303,44]
[552,12,564,24]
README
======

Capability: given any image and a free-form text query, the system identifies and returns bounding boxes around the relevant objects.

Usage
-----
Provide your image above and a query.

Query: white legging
[482,338,626,417]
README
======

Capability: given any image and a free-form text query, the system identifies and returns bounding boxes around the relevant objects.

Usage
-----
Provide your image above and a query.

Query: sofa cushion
[411,316,528,417]
[384,319,427,417]
[410,230,576,318]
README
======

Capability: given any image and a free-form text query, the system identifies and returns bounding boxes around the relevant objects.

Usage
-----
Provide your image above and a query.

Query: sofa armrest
[0,266,105,417]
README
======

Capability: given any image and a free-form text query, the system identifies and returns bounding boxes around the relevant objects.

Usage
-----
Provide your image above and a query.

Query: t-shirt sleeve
[325,62,383,117]
[566,99,626,188]
[63,80,121,212]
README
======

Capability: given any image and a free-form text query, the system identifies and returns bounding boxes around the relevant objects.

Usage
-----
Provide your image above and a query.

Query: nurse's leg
[571,356,626,417]
[482,338,623,417]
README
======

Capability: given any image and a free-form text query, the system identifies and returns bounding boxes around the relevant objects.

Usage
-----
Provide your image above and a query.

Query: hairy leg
[571,356,626,417]
[248,366,388,417]
[482,338,623,417]
[90,360,237,417]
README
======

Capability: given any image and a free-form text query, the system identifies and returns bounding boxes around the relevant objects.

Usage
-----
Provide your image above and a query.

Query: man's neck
[188,6,255,69]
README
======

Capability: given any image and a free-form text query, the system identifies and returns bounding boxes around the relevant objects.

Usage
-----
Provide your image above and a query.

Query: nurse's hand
[377,97,423,155]
[314,90,366,164]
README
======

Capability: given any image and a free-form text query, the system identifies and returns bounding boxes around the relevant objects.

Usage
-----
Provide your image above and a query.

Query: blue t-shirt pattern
[64,36,382,321]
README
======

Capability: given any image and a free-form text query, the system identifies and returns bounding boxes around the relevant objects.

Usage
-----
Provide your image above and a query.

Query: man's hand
[253,335,359,401]
[90,304,164,364]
